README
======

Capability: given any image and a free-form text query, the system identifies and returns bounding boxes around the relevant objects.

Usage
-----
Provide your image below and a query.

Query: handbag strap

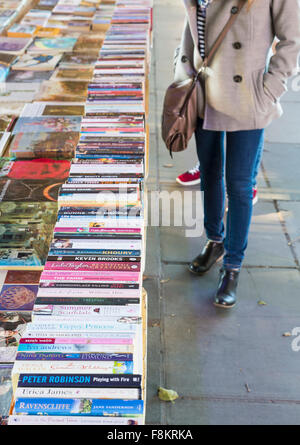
[201,0,246,71]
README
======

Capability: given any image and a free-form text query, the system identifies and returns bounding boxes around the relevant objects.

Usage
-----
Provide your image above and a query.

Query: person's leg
[188,118,225,275]
[224,129,265,270]
[214,129,264,309]
[195,118,226,242]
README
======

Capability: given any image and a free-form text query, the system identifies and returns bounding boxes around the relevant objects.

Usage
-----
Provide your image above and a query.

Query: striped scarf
[197,0,213,8]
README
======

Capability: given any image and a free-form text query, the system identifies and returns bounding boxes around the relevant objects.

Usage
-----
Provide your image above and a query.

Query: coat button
[231,6,239,14]
[233,75,243,83]
[233,41,242,49]
[181,55,188,63]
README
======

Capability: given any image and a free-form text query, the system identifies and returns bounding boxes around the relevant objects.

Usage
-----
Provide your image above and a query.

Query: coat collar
[183,0,199,49]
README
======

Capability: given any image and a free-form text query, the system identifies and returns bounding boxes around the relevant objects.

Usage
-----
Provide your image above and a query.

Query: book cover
[0,201,58,267]
[20,103,85,117]
[0,270,41,311]
[12,116,82,134]
[0,364,13,421]
[59,53,97,67]
[0,82,40,103]
[51,66,94,81]
[0,37,32,55]
[0,312,32,361]
[9,132,79,159]
[36,80,89,102]
[11,53,62,71]
[34,27,61,38]
[6,70,53,83]
[7,24,37,38]
[73,33,104,53]
[0,162,70,203]
[42,104,85,116]
[27,37,77,53]
[0,132,10,156]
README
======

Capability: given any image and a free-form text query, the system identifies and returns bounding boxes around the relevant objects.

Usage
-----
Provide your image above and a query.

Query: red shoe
[176,163,200,186]
[252,186,258,205]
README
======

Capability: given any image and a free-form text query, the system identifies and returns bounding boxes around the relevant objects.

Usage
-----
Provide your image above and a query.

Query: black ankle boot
[214,268,240,309]
[188,240,224,275]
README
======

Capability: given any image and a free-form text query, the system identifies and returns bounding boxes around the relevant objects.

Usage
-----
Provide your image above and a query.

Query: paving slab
[160,265,300,400]
[159,201,295,267]
[262,143,300,201]
[164,399,300,425]
[277,201,300,264]
[266,103,300,144]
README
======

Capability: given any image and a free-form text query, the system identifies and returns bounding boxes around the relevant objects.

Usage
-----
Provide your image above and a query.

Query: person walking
[172,0,300,308]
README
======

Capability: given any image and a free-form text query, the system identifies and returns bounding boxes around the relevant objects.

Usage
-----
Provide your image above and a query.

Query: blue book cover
[18,374,142,388]
[16,352,133,361]
[14,398,144,416]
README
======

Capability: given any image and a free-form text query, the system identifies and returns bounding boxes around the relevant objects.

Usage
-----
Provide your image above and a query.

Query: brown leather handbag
[161,0,245,157]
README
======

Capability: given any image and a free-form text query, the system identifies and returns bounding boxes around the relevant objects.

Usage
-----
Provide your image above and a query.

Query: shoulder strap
[203,0,246,68]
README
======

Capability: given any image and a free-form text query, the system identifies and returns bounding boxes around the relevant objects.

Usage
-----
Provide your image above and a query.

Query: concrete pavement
[144,0,300,425]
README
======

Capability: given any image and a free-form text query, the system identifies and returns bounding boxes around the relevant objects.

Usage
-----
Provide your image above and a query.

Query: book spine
[25,321,139,333]
[54,227,141,234]
[19,337,134,345]
[40,270,140,282]
[34,297,140,305]
[43,261,141,272]
[17,374,141,388]
[48,249,141,256]
[21,332,136,340]
[8,415,143,425]
[46,255,141,262]
[12,361,135,375]
[17,344,133,353]
[16,352,133,361]
[32,303,140,316]
[14,387,141,400]
[13,398,144,416]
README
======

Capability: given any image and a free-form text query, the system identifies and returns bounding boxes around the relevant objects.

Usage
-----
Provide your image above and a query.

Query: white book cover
[14,387,140,400]
[8,415,143,425]
[0,82,40,102]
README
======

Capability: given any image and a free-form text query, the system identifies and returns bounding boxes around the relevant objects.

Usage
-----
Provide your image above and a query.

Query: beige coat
[174,0,300,131]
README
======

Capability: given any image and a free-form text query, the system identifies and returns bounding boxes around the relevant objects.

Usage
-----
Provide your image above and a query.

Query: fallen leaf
[158,387,179,403]
[245,383,251,393]
[163,163,174,168]
[160,278,170,284]
[150,321,160,327]
[282,332,292,337]
[258,300,267,306]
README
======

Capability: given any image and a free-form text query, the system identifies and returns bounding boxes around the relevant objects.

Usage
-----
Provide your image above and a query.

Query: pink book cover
[54,227,141,234]
[44,261,141,272]
[40,270,140,282]
[20,337,133,345]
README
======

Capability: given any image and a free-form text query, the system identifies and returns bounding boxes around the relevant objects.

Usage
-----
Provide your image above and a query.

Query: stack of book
[0,0,31,35]
[0,0,153,426]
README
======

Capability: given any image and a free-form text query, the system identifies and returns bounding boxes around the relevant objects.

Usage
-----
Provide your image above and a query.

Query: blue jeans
[195,118,265,270]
